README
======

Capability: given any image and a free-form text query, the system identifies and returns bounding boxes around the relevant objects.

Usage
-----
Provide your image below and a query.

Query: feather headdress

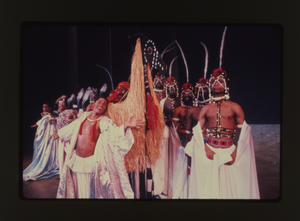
[219,26,227,68]
[67,94,75,109]
[77,88,84,107]
[55,95,67,104]
[99,83,107,96]
[81,87,92,107]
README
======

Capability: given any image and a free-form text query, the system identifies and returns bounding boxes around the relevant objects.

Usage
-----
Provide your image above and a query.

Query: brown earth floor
[22,141,280,200]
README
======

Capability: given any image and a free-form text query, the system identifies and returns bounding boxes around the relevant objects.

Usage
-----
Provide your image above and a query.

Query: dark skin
[182,87,209,146]
[163,85,181,122]
[31,104,51,127]
[154,78,166,103]
[53,98,144,158]
[173,90,194,136]
[116,85,128,101]
[199,78,244,165]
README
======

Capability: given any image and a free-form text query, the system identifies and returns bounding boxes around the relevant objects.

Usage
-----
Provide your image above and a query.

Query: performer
[54,96,144,198]
[173,82,194,145]
[183,78,209,146]
[185,67,260,199]
[152,75,182,199]
[107,81,130,103]
[23,103,59,181]
[49,95,74,178]
[85,88,97,112]
[153,72,166,103]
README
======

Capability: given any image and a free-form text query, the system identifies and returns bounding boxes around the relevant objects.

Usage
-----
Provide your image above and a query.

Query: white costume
[151,98,182,198]
[56,109,73,175]
[56,112,134,199]
[23,114,59,181]
[184,121,260,199]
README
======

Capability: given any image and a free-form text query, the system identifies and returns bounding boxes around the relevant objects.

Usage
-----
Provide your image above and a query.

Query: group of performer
[23,28,260,199]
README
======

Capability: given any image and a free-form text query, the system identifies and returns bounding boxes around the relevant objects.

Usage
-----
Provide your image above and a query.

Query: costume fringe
[107,38,146,173]
[145,64,164,166]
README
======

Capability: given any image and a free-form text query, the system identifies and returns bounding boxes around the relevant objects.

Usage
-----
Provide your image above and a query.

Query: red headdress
[198,78,209,86]
[181,82,193,92]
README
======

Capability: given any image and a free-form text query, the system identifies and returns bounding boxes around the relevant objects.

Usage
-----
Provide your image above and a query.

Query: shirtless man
[173,83,194,145]
[199,68,243,165]
[163,77,181,123]
[182,78,210,147]
[54,96,144,198]
[185,67,259,199]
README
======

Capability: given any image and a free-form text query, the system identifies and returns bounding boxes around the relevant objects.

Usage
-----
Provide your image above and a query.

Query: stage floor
[22,124,280,200]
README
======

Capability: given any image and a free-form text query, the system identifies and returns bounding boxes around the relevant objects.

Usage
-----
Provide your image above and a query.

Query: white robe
[151,98,182,198]
[56,112,134,199]
[23,115,59,181]
[184,121,260,199]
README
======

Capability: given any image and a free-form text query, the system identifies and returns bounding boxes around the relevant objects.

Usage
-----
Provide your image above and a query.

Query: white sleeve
[57,119,78,142]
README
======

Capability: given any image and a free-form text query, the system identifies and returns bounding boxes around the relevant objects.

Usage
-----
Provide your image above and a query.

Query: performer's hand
[225,148,237,165]
[204,143,215,160]
[30,124,38,128]
[51,132,60,140]
[124,116,144,130]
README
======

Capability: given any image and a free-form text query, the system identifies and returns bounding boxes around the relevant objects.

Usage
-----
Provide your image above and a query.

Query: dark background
[22,25,281,154]
[1,0,299,220]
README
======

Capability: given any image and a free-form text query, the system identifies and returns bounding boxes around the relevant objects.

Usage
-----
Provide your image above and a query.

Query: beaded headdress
[194,42,210,106]
[208,26,230,102]
[180,82,194,107]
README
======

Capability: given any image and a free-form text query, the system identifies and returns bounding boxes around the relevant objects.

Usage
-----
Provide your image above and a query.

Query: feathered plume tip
[67,94,75,109]
[99,83,107,96]
[175,41,189,83]
[94,64,114,91]
[200,42,209,79]
[55,95,67,104]
[219,26,228,68]
[169,55,181,77]
[82,87,92,106]
[77,88,84,106]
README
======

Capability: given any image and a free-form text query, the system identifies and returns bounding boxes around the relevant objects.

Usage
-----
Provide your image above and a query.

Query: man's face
[182,90,193,104]
[93,98,108,115]
[210,76,226,94]
[116,85,127,100]
[42,104,50,113]
[195,86,209,101]
[167,84,177,97]
[58,101,66,111]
